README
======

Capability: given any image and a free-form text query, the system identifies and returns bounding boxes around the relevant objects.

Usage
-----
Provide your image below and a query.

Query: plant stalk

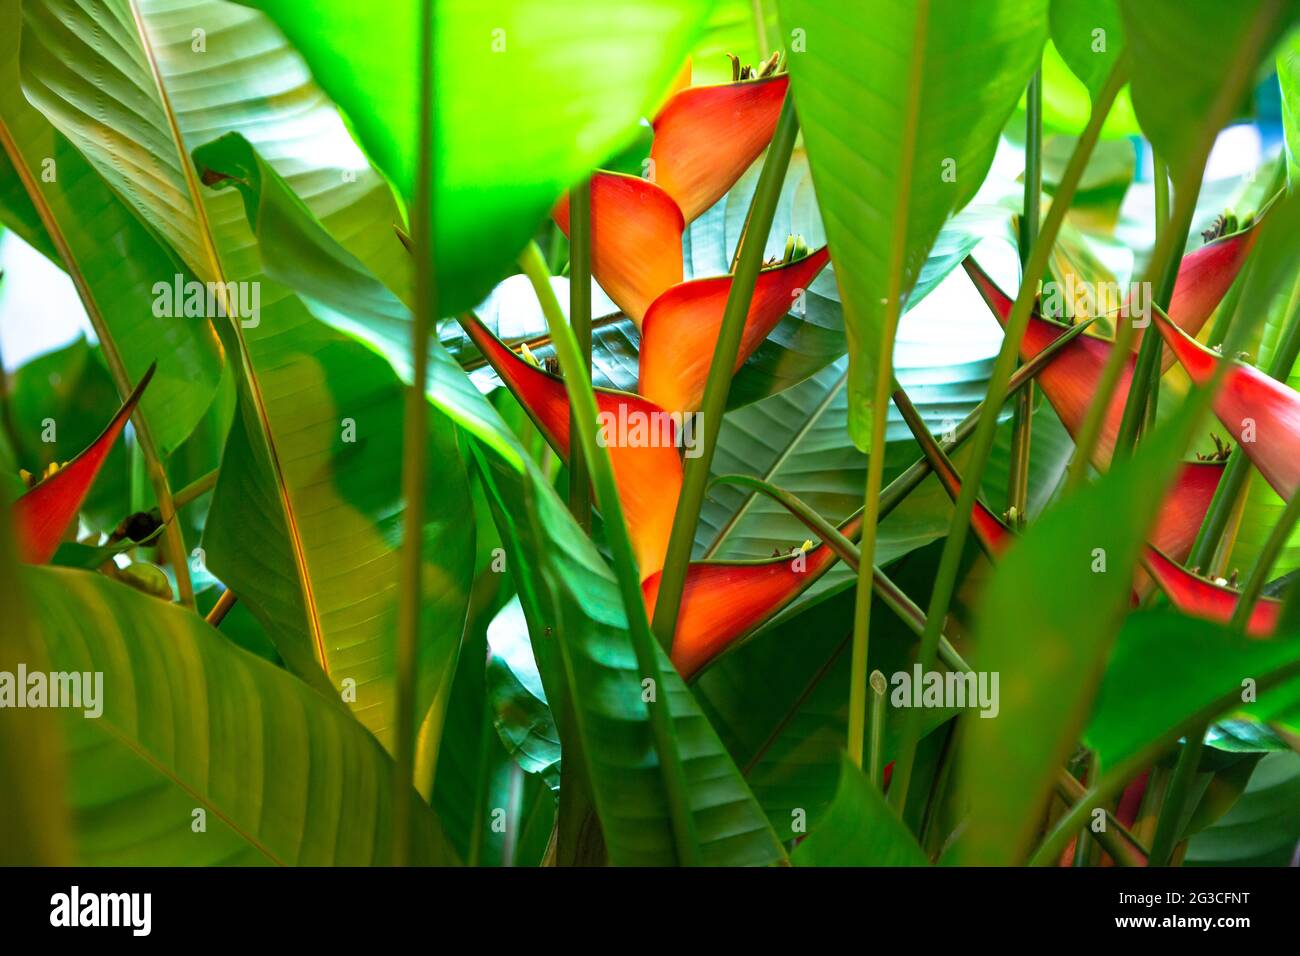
[392,0,436,866]
[567,178,593,531]
[1008,67,1042,527]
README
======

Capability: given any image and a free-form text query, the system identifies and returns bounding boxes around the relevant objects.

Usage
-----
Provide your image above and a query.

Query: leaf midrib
[122,0,328,674]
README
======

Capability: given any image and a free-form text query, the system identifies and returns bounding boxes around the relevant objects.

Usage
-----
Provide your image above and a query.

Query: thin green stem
[1232,487,1300,629]
[392,0,435,867]
[889,55,1131,812]
[868,670,887,787]
[567,178,593,531]
[519,242,703,866]
[1147,731,1204,866]
[650,97,799,653]
[172,468,218,510]
[1008,67,1042,527]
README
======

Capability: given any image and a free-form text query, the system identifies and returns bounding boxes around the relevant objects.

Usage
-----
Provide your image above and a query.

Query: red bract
[459,314,681,580]
[965,257,1134,469]
[1142,546,1280,637]
[639,247,831,413]
[553,172,685,325]
[13,363,155,564]
[1153,309,1300,501]
[650,73,789,223]
[1132,221,1261,353]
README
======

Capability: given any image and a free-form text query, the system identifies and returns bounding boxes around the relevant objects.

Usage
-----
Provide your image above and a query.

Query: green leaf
[1084,610,1300,769]
[241,0,713,315]
[485,597,561,789]
[793,755,928,866]
[777,0,1047,448]
[2,1,222,455]
[1186,752,1300,865]
[20,0,475,751]
[1119,0,1299,182]
[1050,0,1125,99]
[947,410,1196,865]
[19,565,454,865]
[0,495,71,864]
[196,131,786,867]
[1280,29,1300,181]
[1027,40,1141,140]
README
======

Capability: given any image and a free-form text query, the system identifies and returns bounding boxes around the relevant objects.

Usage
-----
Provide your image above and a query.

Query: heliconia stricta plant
[2,0,1300,878]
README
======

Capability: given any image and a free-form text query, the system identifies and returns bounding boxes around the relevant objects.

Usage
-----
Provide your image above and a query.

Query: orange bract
[650,74,789,224]
[638,247,831,414]
[553,172,684,327]
[459,314,682,580]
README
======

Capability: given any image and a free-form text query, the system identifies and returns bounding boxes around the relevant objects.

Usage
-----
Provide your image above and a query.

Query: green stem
[1146,731,1204,866]
[567,178,593,531]
[868,670,887,787]
[889,55,1131,812]
[1115,184,1200,456]
[1231,486,1300,629]
[1008,67,1042,527]
[519,242,703,866]
[392,0,436,866]
[172,468,218,510]
[650,97,799,653]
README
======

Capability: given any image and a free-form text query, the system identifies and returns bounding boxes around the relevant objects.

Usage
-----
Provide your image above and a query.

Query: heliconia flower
[1142,546,1280,637]
[965,257,1134,469]
[553,172,685,326]
[1152,308,1300,502]
[638,246,831,414]
[459,313,681,580]
[649,71,789,223]
[13,363,155,564]
[644,511,862,681]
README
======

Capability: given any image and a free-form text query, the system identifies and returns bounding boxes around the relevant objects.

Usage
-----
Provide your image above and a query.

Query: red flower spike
[553,171,684,326]
[1142,546,1280,637]
[638,247,831,414]
[1153,309,1300,501]
[460,314,682,580]
[13,363,155,564]
[1132,222,1261,353]
[649,74,789,224]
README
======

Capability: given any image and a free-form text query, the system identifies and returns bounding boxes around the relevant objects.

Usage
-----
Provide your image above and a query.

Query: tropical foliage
[3,0,1300,868]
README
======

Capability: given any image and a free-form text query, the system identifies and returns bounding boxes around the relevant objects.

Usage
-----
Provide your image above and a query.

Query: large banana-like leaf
[1,1,221,455]
[0,504,70,864]
[1281,30,1300,179]
[21,0,472,750]
[1121,0,1300,182]
[777,0,1047,447]
[240,0,714,316]
[17,564,454,865]
[196,132,787,866]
